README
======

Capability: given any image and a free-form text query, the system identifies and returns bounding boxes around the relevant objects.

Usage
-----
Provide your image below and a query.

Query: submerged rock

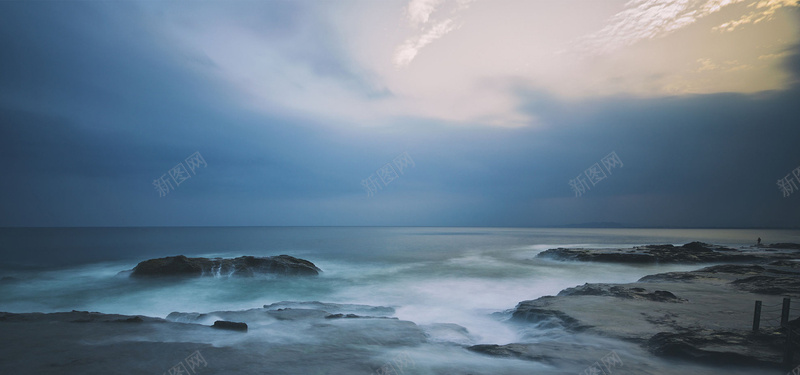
[510,297,590,331]
[212,320,248,332]
[536,242,784,264]
[468,343,553,362]
[420,323,475,345]
[557,284,686,303]
[730,275,800,295]
[263,301,395,316]
[325,313,362,319]
[638,262,800,297]
[645,329,788,367]
[0,310,164,324]
[129,254,321,277]
[767,243,800,250]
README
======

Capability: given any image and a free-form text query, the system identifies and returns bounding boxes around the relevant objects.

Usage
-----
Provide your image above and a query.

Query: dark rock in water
[132,255,203,276]
[468,344,552,362]
[212,320,247,332]
[696,264,765,274]
[130,254,321,277]
[114,316,144,323]
[511,298,589,331]
[537,242,777,264]
[730,275,800,295]
[638,272,706,283]
[268,308,331,321]
[324,313,361,319]
[768,260,800,268]
[420,323,475,345]
[646,329,786,367]
[681,241,716,252]
[0,310,164,324]
[767,243,800,249]
[636,262,800,297]
[263,301,395,316]
[557,283,686,302]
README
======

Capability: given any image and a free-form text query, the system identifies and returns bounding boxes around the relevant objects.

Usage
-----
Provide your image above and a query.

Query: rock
[467,344,552,362]
[638,272,706,282]
[0,310,164,324]
[646,329,786,367]
[730,275,800,295]
[507,258,800,371]
[166,301,398,325]
[681,241,716,252]
[324,313,361,319]
[114,316,144,323]
[511,298,589,331]
[557,284,686,303]
[262,301,395,316]
[695,264,765,274]
[637,263,800,297]
[212,320,248,332]
[420,323,475,345]
[768,260,800,268]
[131,255,203,276]
[130,254,321,277]
[537,248,655,263]
[767,243,800,250]
[537,242,778,264]
[268,308,331,321]
[0,308,424,375]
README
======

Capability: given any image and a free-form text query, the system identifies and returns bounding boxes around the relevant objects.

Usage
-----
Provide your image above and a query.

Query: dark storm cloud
[0,1,798,228]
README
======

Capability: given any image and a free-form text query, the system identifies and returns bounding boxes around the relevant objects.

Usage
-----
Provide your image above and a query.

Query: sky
[0,0,799,228]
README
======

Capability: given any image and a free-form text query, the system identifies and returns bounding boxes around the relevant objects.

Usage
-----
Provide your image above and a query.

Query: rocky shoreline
[2,245,800,374]
[537,241,800,264]
[477,242,800,371]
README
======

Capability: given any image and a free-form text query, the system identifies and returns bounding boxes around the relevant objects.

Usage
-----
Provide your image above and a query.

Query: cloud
[574,0,798,55]
[695,57,720,72]
[393,0,472,67]
[127,0,798,129]
[407,0,443,26]
[394,19,456,67]
[714,0,799,32]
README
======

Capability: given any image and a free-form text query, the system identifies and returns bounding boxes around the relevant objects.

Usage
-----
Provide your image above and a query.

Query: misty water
[1,227,798,374]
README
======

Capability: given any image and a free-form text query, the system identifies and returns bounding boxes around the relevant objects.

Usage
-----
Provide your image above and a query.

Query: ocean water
[0,227,797,374]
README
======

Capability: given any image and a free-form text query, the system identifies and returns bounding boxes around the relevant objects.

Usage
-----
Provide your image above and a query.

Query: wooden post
[785,326,795,369]
[753,300,762,332]
[782,298,791,327]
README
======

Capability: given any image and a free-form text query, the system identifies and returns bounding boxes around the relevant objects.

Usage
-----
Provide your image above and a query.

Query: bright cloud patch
[575,0,798,55]
[149,0,799,128]
[714,0,799,32]
[393,0,472,67]
[394,19,456,67]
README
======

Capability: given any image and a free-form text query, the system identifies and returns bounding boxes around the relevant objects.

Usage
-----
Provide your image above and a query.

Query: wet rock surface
[639,263,800,297]
[504,249,800,370]
[557,284,687,302]
[0,302,426,375]
[130,254,322,277]
[212,320,248,332]
[645,328,789,367]
[537,242,797,264]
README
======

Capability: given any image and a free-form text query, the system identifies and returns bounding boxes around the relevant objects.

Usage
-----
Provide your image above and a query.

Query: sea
[0,227,797,374]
